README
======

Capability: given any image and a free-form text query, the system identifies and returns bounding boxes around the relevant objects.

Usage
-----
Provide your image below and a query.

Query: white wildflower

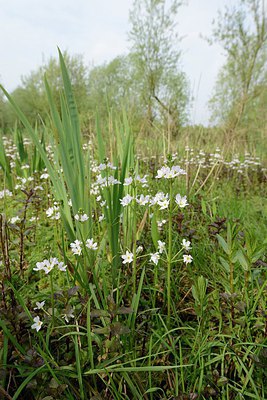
[70,240,82,256]
[181,239,191,251]
[120,194,133,207]
[42,258,58,274]
[157,240,165,254]
[62,306,75,323]
[121,251,134,264]
[33,261,45,271]
[124,177,133,186]
[86,238,98,251]
[136,194,150,206]
[10,216,20,224]
[31,316,43,332]
[136,245,143,254]
[99,214,105,222]
[57,262,67,272]
[150,252,160,265]
[158,198,170,210]
[175,194,188,208]
[136,175,148,186]
[183,254,193,264]
[34,301,45,310]
[40,173,49,179]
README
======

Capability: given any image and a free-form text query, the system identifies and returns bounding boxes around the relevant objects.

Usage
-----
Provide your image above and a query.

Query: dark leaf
[115,306,133,315]
[68,285,79,296]
[90,309,109,318]
[49,378,59,389]
[26,379,38,389]
[111,322,130,335]
[217,376,228,386]
[93,326,111,334]
[235,301,246,312]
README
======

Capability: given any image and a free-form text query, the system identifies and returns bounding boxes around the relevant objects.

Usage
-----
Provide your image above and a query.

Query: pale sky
[0,0,233,125]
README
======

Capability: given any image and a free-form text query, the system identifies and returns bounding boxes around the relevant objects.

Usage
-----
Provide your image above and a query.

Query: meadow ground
[1,132,267,399]
[0,56,266,400]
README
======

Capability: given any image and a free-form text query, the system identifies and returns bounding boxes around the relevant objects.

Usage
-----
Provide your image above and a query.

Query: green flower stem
[229,259,234,328]
[50,271,55,329]
[153,260,158,309]
[171,248,184,262]
[167,180,173,325]
[132,185,137,295]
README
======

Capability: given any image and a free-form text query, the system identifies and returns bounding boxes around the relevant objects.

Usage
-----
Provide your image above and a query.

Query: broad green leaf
[217,234,230,255]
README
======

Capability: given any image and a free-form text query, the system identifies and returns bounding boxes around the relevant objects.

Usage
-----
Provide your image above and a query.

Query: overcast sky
[0,0,233,125]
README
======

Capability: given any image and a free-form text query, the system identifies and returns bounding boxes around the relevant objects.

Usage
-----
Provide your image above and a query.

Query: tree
[128,0,190,134]
[87,55,144,128]
[209,0,267,138]
[4,51,90,129]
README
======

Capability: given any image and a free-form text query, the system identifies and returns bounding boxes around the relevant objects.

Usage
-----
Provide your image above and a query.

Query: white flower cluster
[96,174,121,187]
[90,174,121,195]
[91,161,117,173]
[90,163,149,196]
[4,143,17,159]
[40,172,50,180]
[123,175,148,187]
[70,238,98,256]
[0,189,13,199]
[156,165,186,179]
[34,185,44,191]
[119,192,188,210]
[153,192,169,210]
[46,205,60,220]
[96,196,107,207]
[157,219,167,229]
[33,257,67,274]
[181,239,193,264]
[179,148,265,175]
[149,241,166,265]
[31,301,75,332]
[74,213,89,222]
[31,301,45,332]
[10,216,20,224]
[70,240,83,255]
[15,176,34,190]
[21,164,30,170]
